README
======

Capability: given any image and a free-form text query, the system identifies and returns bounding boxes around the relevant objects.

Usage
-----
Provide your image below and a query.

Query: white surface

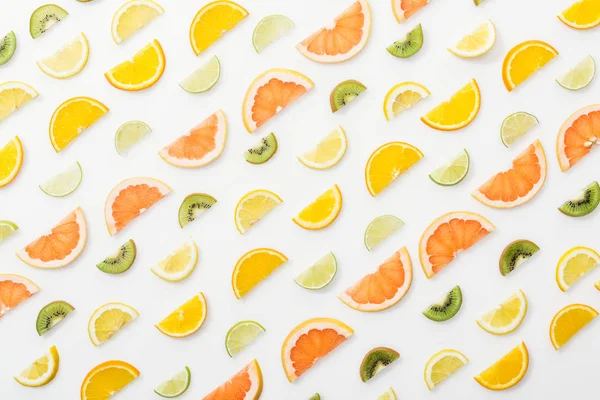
[1,0,600,399]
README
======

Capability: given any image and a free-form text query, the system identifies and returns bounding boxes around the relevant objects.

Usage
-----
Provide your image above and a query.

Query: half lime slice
[179,55,220,93]
[556,55,595,91]
[115,120,151,155]
[429,149,470,186]
[225,320,265,357]
[39,161,82,197]
[0,220,18,242]
[500,112,538,147]
[154,366,191,398]
[294,252,337,289]
[252,15,294,53]
[364,215,404,251]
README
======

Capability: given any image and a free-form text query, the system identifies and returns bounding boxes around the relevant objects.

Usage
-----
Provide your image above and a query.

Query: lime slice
[115,120,151,155]
[252,14,294,53]
[429,149,470,186]
[294,252,337,290]
[179,55,220,93]
[500,112,538,147]
[364,215,404,251]
[0,220,18,242]
[154,366,191,398]
[556,55,595,91]
[39,161,82,197]
[225,320,265,357]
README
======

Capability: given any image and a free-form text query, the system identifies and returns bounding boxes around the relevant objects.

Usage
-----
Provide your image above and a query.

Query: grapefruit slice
[557,104,600,171]
[338,247,412,312]
[242,68,314,133]
[419,211,495,278]
[392,0,430,23]
[203,359,262,400]
[159,110,227,168]
[282,317,353,382]
[296,0,371,63]
[472,139,547,208]
[16,207,87,269]
[105,177,171,236]
[0,274,39,318]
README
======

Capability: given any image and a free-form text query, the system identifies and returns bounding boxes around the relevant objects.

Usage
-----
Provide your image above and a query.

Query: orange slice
[474,342,529,390]
[558,0,600,29]
[281,318,353,382]
[365,142,423,196]
[472,139,547,208]
[81,360,139,400]
[16,207,87,269]
[159,110,227,168]
[296,0,371,63]
[0,274,39,318]
[49,97,108,152]
[155,293,207,338]
[502,40,558,92]
[419,211,494,278]
[203,359,263,400]
[105,39,165,91]
[421,79,480,131]
[0,136,23,187]
[557,104,600,171]
[292,185,343,230]
[104,177,171,236]
[242,68,314,133]
[549,303,597,350]
[392,0,430,23]
[189,1,249,56]
[338,246,412,312]
[232,248,288,299]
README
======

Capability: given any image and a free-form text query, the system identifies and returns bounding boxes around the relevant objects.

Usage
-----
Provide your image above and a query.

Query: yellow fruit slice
[555,246,600,291]
[189,1,248,56]
[476,289,527,335]
[474,342,529,390]
[292,184,343,230]
[558,0,600,29]
[0,81,38,122]
[150,239,198,282]
[234,189,283,234]
[365,142,423,196]
[424,349,468,390]
[595,280,600,290]
[448,19,496,58]
[378,387,397,400]
[105,39,165,91]
[421,79,480,131]
[49,96,108,152]
[81,360,139,400]
[0,136,23,187]
[232,248,287,299]
[502,40,558,91]
[36,32,89,79]
[155,293,207,338]
[550,303,598,350]
[14,346,59,387]
[111,0,164,44]
[383,81,430,121]
[87,302,139,346]
[297,126,347,170]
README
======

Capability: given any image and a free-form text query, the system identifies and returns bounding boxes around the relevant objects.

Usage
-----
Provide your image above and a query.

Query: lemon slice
[424,349,468,390]
[179,55,221,93]
[0,220,18,242]
[234,189,283,234]
[500,112,538,147]
[252,14,294,53]
[292,185,343,230]
[154,366,191,398]
[294,252,337,290]
[383,81,430,121]
[378,387,397,400]
[429,149,470,186]
[39,161,82,197]
[550,303,598,350]
[156,293,207,338]
[475,342,529,390]
[476,289,527,335]
[297,126,347,170]
[364,215,404,251]
[0,136,23,187]
[111,0,164,44]
[556,55,595,91]
[14,346,59,387]
[150,239,198,282]
[556,246,600,291]
[36,32,89,79]
[225,320,265,357]
[0,81,38,122]
[115,120,151,155]
[448,19,496,58]
[87,302,138,346]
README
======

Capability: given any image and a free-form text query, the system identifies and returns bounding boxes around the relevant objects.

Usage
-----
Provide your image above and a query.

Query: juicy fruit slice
[309,394,321,400]
[104,177,171,236]
[115,120,151,155]
[88,302,138,346]
[154,366,191,398]
[14,346,59,387]
[422,286,462,322]
[111,0,164,44]
[30,4,68,39]
[242,68,314,133]
[558,181,600,217]
[556,104,600,171]
[550,304,598,350]
[97,239,136,274]
[472,139,547,208]
[338,247,412,312]
[364,215,404,251]
[448,19,496,58]
[225,320,266,357]
[36,32,89,79]
[360,347,399,382]
[387,24,423,58]
[17,207,87,269]
[421,79,481,131]
[292,184,343,230]
[105,39,165,91]
[39,161,82,197]
[477,290,528,335]
[474,342,529,390]
[424,349,468,390]
[203,360,262,400]
[159,110,227,168]
[378,388,397,400]
[36,301,75,336]
[501,111,539,147]
[296,0,371,63]
[392,0,429,23]
[81,360,139,400]
[294,252,337,290]
[235,189,282,234]
[429,149,469,186]
[49,96,108,152]
[499,240,540,276]
[297,126,347,169]
[150,239,198,282]
[232,248,287,298]
[556,55,595,90]
[0,274,39,318]
[281,318,353,382]
[558,0,600,29]
[502,40,558,91]
[419,211,494,278]
[555,246,600,291]
[245,132,278,164]
[0,31,17,66]
[253,14,295,53]
[190,1,248,56]
[365,142,423,196]
[179,193,217,228]
[383,81,429,121]
[0,136,23,187]
[156,293,207,338]
[0,220,18,243]
[0,81,38,122]
[330,80,366,112]
[179,55,220,93]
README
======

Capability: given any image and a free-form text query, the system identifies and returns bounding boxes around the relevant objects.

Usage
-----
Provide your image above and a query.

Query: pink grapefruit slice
[392,0,430,23]
[557,104,600,171]
[0,274,39,317]
[203,359,262,400]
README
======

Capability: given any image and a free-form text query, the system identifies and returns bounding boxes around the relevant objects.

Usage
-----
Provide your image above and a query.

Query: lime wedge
[252,14,294,53]
[115,120,151,155]
[429,149,470,186]
[179,55,220,93]
[500,112,538,147]
[556,55,595,91]
[154,366,191,398]
[225,320,265,357]
[0,220,18,242]
[39,161,82,197]
[364,215,404,251]
[294,252,337,289]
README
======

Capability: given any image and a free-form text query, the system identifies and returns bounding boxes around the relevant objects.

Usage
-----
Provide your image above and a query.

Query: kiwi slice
[387,24,424,58]
[245,132,278,164]
[330,80,367,113]
[97,239,136,274]
[36,300,75,336]
[499,239,539,276]
[559,181,600,217]
[30,4,68,39]
[178,193,217,227]
[423,285,462,322]
[0,32,17,66]
[309,395,320,400]
[360,347,399,382]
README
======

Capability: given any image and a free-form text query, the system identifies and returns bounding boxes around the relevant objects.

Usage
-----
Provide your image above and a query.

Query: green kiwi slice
[30,4,68,39]
[360,347,400,382]
[245,132,277,164]
[97,239,136,274]
[559,181,600,217]
[330,79,366,113]
[387,24,424,58]
[499,239,539,276]
[308,395,320,400]
[178,193,217,227]
[36,300,75,335]
[0,32,17,66]
[423,285,462,322]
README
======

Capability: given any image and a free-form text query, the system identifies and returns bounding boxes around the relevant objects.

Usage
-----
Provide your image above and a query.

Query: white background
[1,0,600,399]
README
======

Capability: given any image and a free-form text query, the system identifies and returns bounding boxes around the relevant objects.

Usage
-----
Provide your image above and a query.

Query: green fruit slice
[294,252,337,290]
[474,0,486,5]
[330,79,366,113]
[556,55,595,91]
[364,215,404,251]
[0,220,18,242]
[115,120,151,155]
[253,14,295,53]
[429,149,470,186]
[500,112,538,147]
[178,193,217,228]
[225,320,265,357]
[179,55,220,93]
[245,132,278,164]
[154,366,191,398]
[499,239,540,276]
[387,24,423,58]
[309,395,321,400]
[423,286,462,322]
[39,161,82,197]
[360,347,400,382]
[36,300,75,336]
[0,31,17,66]
[559,181,600,217]
[97,240,136,274]
[30,4,68,39]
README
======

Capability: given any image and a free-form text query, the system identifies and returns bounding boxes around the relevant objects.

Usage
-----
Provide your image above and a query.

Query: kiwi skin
[330,80,367,113]
[97,239,136,274]
[0,31,17,66]
[360,346,400,382]
[559,181,600,217]
[387,24,424,58]
[423,286,462,322]
[36,300,75,336]
[499,239,540,276]
[245,132,278,164]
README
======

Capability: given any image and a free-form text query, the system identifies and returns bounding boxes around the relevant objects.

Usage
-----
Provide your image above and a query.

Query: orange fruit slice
[0,136,23,187]
[105,39,165,91]
[104,177,171,236]
[392,0,430,23]
[338,246,412,312]
[296,0,371,63]
[472,139,547,208]
[556,104,600,171]
[549,303,597,350]
[203,359,262,400]
[419,211,494,278]
[189,1,248,56]
[232,248,288,299]
[0,274,39,318]
[474,342,529,390]
[16,207,87,269]
[421,79,480,131]
[49,97,108,152]
[281,317,353,382]
[365,142,424,196]
[242,68,314,133]
[81,360,139,400]
[155,292,207,338]
[502,40,558,92]
[558,0,600,30]
[292,184,343,230]
[159,110,227,168]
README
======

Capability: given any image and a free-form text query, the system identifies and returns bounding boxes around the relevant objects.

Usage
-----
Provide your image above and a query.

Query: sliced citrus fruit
[297,126,347,170]
[81,360,139,400]
[383,81,430,121]
[473,139,547,208]
[87,302,138,346]
[203,359,262,400]
[111,0,164,44]
[429,149,469,186]
[36,32,89,79]
[115,120,151,155]
[0,274,39,318]
[39,161,82,197]
[232,248,287,299]
[154,366,191,398]
[151,239,198,282]
[421,79,480,131]
[596,280,600,290]
[556,55,595,91]
[424,349,468,390]
[0,81,38,122]
[225,320,265,357]
[378,387,397,400]
[105,39,165,91]
[234,189,283,234]
[292,184,343,230]
[555,246,599,291]
[189,0,248,56]
[500,111,539,147]
[364,215,404,251]
[392,0,429,23]
[253,14,295,53]
[179,55,220,93]
[476,289,527,335]
[557,104,600,171]
[14,345,59,387]
[281,318,353,382]
[365,142,423,196]
[294,252,337,290]
[296,0,371,63]
[502,40,558,91]
[550,303,598,350]
[558,0,600,29]
[0,220,18,243]
[156,293,207,338]
[0,136,23,187]
[474,342,529,390]
[448,19,496,58]
[49,96,108,152]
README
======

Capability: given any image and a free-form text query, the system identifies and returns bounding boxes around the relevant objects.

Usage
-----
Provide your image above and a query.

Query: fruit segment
[225,320,265,357]
[14,345,59,387]
[252,14,294,53]
[49,97,108,152]
[421,79,480,131]
[557,104,600,171]
[383,81,430,121]
[555,246,600,291]
[0,274,39,318]
[499,240,540,276]
[476,290,528,335]
[558,181,600,217]
[80,360,139,400]
[550,304,597,350]
[330,81,366,112]
[234,189,282,234]
[297,126,347,170]
[150,239,198,282]
[502,40,558,91]
[558,0,600,29]
[422,286,462,322]
[0,81,38,122]
[30,5,68,39]
[156,293,207,338]
[360,347,399,382]
[365,142,423,196]
[448,19,496,58]
[424,349,468,390]
[87,302,138,346]
[189,1,248,56]
[105,39,165,91]
[0,32,17,66]
[232,248,287,298]
[387,24,423,58]
[292,185,343,230]
[0,136,23,187]
[474,342,529,390]
[392,0,429,23]
[36,301,75,336]
[154,366,191,398]
[36,32,89,79]
[202,360,262,400]
[111,0,164,44]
